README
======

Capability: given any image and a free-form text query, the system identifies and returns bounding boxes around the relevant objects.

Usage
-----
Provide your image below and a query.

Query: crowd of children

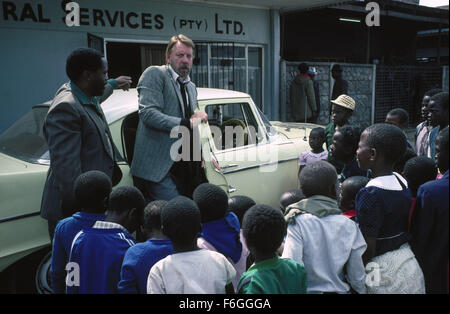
[49,90,449,294]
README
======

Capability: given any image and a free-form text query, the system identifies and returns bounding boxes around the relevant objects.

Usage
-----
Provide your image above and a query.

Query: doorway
[105,42,166,88]
[103,39,263,110]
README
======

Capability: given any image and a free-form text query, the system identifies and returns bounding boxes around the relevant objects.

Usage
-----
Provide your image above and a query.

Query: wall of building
[0,0,275,132]
[443,65,449,92]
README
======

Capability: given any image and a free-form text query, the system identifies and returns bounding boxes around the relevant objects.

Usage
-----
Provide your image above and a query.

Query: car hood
[270,121,323,139]
[0,152,30,174]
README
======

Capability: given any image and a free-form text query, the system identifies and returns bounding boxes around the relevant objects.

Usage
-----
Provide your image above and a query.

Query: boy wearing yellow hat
[325,94,355,172]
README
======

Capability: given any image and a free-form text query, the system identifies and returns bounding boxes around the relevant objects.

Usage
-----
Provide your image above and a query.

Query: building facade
[0,0,282,132]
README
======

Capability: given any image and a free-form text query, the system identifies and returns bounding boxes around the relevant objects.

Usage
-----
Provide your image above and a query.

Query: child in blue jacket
[50,170,111,294]
[66,186,145,294]
[411,127,449,294]
[118,200,174,294]
[193,183,248,291]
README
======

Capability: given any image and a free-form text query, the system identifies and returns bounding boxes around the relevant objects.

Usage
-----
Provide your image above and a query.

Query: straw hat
[331,94,355,111]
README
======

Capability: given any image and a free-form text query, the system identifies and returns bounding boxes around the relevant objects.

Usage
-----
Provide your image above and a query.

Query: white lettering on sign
[65,1,79,27]
[365,2,380,27]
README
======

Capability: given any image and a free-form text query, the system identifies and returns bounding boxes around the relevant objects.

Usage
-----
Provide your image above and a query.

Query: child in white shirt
[282,161,367,294]
[147,196,236,294]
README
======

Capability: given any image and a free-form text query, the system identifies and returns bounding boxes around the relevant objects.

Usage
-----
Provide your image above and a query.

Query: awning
[328,0,449,24]
[176,0,353,12]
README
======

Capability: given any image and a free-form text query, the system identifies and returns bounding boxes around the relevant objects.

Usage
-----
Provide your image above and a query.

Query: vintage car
[0,87,318,293]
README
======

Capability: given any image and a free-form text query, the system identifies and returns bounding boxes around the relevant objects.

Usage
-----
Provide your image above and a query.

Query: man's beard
[171,61,190,78]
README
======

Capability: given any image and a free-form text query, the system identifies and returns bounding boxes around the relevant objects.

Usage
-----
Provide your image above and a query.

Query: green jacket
[237,256,307,294]
[289,75,317,122]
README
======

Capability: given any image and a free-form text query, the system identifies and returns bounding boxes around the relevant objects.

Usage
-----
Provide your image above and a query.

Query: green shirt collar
[69,81,101,112]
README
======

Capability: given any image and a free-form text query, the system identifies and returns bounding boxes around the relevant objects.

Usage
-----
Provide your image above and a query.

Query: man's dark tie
[177,77,190,120]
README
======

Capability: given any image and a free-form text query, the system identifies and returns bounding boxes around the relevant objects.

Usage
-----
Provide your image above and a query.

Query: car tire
[35,251,53,294]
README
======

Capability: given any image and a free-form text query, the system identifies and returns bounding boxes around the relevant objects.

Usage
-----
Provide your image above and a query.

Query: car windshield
[0,106,49,164]
[257,107,278,137]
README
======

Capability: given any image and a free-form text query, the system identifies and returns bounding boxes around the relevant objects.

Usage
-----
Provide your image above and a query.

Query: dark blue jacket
[67,225,135,294]
[50,212,106,294]
[200,212,242,263]
[411,171,449,294]
[339,157,370,183]
[117,238,174,294]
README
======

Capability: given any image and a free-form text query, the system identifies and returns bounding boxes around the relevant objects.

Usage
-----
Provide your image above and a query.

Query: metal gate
[374,66,442,126]
[191,42,245,92]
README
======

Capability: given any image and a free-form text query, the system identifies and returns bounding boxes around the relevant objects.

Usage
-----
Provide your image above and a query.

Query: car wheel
[35,251,53,294]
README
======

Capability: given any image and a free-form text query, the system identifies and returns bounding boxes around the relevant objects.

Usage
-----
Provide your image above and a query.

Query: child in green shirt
[237,204,307,294]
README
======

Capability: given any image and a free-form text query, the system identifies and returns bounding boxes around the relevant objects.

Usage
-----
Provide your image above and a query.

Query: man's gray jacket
[41,82,121,221]
[131,65,197,183]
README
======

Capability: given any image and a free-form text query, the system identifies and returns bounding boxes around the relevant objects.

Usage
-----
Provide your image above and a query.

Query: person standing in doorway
[131,34,208,202]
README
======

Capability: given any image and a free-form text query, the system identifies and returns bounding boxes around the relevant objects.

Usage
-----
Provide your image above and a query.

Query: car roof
[36,88,251,124]
[101,87,250,124]
[35,88,250,124]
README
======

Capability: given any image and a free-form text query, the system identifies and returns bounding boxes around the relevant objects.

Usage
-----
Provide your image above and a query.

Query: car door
[108,116,135,189]
[199,98,294,208]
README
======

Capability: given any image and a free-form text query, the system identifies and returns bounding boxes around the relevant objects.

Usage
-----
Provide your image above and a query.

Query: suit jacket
[331,79,349,101]
[131,65,198,183]
[40,83,121,221]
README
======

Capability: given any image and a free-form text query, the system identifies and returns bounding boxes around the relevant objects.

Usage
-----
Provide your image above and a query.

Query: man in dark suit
[330,64,349,117]
[41,48,132,239]
[131,34,208,202]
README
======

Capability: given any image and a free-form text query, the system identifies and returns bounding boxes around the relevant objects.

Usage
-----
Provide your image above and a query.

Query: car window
[205,102,264,151]
[0,106,49,164]
[256,107,278,138]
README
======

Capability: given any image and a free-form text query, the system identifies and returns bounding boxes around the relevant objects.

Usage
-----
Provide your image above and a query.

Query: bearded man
[131,34,208,201]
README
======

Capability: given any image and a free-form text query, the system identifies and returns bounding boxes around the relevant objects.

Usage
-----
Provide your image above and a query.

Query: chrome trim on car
[214,143,258,154]
[276,141,295,146]
[0,211,41,224]
[221,164,238,170]
[222,157,298,174]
